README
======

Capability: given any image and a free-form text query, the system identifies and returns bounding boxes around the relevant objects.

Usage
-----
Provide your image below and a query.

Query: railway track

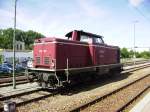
[0,72,24,78]
[0,75,28,88]
[0,75,27,84]
[123,62,150,73]
[70,74,150,112]
[0,80,28,88]
[122,59,150,67]
[0,88,59,111]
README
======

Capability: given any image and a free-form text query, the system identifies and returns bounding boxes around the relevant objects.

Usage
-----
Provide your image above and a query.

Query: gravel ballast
[81,75,150,112]
[17,67,150,112]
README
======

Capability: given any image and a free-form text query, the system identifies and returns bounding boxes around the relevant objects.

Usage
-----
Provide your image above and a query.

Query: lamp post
[133,20,138,64]
[13,0,17,89]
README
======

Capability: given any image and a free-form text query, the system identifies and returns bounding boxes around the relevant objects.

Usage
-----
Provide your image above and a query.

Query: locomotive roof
[65,30,103,38]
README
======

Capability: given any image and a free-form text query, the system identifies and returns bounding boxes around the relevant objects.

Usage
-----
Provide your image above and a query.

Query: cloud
[0,8,51,36]
[0,0,109,37]
[128,0,144,7]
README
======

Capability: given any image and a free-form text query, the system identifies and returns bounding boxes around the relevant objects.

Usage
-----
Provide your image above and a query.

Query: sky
[0,0,150,51]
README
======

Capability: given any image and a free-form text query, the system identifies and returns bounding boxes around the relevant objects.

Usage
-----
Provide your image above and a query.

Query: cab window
[80,35,92,43]
[93,37,104,44]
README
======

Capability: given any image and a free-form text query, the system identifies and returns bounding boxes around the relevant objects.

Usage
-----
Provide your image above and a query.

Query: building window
[20,45,22,50]
[16,44,19,50]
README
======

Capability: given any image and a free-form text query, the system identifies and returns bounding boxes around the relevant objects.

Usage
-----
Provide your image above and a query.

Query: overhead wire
[133,6,150,23]
[124,0,150,23]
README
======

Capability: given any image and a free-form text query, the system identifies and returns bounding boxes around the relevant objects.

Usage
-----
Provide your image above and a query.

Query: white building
[0,41,32,64]
[16,41,25,51]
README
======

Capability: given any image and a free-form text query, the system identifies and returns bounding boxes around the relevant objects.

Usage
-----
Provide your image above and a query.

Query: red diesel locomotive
[26,30,122,88]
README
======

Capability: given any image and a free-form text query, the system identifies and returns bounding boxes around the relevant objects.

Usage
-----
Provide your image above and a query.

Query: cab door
[93,37,105,65]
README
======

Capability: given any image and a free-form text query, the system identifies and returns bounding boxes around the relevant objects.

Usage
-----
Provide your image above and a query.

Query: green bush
[121,48,150,59]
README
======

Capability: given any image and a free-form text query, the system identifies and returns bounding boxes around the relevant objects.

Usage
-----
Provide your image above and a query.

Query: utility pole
[13,0,17,89]
[133,20,138,64]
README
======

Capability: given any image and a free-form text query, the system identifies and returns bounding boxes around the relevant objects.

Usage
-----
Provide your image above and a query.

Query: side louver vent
[44,57,50,65]
[36,57,40,64]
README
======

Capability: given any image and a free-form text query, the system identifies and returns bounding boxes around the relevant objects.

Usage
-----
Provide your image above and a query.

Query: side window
[94,38,104,44]
[80,35,91,43]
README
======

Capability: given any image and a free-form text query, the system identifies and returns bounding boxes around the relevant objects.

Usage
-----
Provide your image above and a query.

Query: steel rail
[0,80,28,88]
[122,59,150,66]
[0,88,42,101]
[0,73,25,78]
[122,63,150,73]
[0,76,27,84]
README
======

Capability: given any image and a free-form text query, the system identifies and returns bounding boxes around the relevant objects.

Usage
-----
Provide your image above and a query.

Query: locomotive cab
[66,30,105,44]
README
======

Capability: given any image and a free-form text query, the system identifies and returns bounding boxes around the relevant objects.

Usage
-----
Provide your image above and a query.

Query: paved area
[0,82,40,96]
[130,91,150,112]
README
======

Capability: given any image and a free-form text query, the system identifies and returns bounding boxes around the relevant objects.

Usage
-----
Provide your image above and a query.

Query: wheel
[42,73,49,82]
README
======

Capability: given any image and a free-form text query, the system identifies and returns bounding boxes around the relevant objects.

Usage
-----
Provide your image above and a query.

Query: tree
[121,48,130,58]
[135,52,141,58]
[0,28,45,50]
[24,30,44,49]
[140,51,150,59]
[129,50,134,58]
[121,47,150,59]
